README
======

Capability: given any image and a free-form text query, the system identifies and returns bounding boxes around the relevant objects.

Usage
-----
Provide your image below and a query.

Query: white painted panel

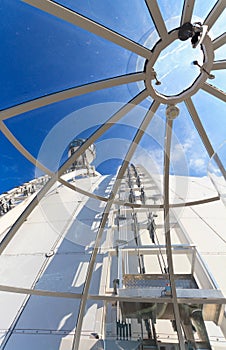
[203,255,226,296]
[4,334,74,350]
[15,296,79,331]
[0,292,26,331]
[180,215,226,253]
[72,262,89,288]
[64,218,99,249]
[89,260,103,295]
[0,255,45,287]
[82,303,98,332]
[0,332,7,347]
[190,201,226,238]
[4,221,62,254]
[82,300,103,335]
[36,253,91,293]
[36,197,76,224]
[56,239,87,254]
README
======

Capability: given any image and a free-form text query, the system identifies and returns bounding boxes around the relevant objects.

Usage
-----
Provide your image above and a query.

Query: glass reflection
[208,140,226,206]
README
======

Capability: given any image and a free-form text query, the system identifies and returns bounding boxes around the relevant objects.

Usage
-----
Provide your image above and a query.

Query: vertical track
[164,118,186,349]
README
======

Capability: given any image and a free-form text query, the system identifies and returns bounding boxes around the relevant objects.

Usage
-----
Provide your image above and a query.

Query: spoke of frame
[0,73,145,121]
[145,0,168,39]
[0,120,110,204]
[62,180,219,209]
[23,0,151,59]
[185,97,216,157]
[60,178,108,202]
[72,100,160,350]
[185,98,226,179]
[0,154,219,257]
[212,32,226,50]
[204,0,226,30]
[0,90,149,255]
[0,121,53,176]
[0,75,145,202]
[164,118,185,349]
[0,120,106,203]
[212,59,226,70]
[201,82,226,103]
[58,89,149,176]
[180,0,195,25]
[0,284,225,305]
[114,196,219,209]
[0,176,57,255]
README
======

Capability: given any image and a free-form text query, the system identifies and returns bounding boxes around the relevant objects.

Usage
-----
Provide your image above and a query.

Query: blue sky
[0,0,225,194]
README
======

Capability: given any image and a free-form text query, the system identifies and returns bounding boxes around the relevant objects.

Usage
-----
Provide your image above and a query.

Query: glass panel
[1,1,137,109]
[173,101,211,177]
[192,89,226,152]
[55,0,157,48]
[214,45,226,60]
[4,83,143,173]
[210,70,226,92]
[0,134,35,193]
[211,9,226,39]
[192,0,218,22]
[0,2,226,349]
[153,40,203,96]
[157,0,184,31]
[208,140,226,207]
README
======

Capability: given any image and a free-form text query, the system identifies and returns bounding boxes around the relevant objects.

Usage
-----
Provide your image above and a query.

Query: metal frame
[0,0,225,349]
[180,0,195,26]
[164,117,185,349]
[0,283,225,305]
[72,100,160,349]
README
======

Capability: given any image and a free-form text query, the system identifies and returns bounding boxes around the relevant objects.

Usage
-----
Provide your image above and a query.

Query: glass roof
[0,2,225,349]
[1,0,225,194]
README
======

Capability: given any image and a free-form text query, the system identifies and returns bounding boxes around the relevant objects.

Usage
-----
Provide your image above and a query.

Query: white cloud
[132,148,163,176]
[169,123,210,176]
[189,158,206,172]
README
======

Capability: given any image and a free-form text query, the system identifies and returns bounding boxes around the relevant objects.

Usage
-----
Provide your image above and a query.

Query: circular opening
[153,39,204,96]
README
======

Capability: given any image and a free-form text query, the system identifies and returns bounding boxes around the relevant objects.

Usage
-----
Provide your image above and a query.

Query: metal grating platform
[123,274,198,289]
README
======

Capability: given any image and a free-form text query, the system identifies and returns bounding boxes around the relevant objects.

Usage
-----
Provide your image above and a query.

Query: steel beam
[72,100,160,350]
[181,0,195,25]
[145,0,168,39]
[164,117,186,349]
[0,73,145,121]
[23,0,151,59]
[204,0,226,30]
